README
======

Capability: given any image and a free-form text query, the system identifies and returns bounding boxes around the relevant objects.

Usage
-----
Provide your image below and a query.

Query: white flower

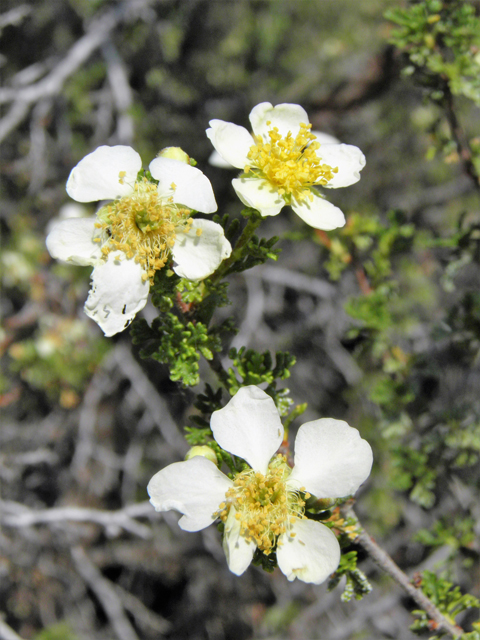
[209,131,341,169]
[46,145,232,337]
[206,102,366,230]
[148,385,373,584]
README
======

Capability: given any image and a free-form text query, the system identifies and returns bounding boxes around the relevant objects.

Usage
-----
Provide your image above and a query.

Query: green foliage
[391,446,437,508]
[324,210,415,285]
[34,623,78,640]
[415,516,476,553]
[386,0,480,104]
[8,315,110,408]
[131,314,220,386]
[328,551,372,602]
[226,233,280,274]
[226,347,295,393]
[410,571,480,635]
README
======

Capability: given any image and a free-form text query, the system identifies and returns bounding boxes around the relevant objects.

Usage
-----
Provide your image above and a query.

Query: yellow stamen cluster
[95,178,192,282]
[216,455,306,554]
[245,122,338,202]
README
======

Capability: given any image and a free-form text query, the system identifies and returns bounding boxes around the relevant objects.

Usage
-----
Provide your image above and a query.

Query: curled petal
[317,144,366,189]
[223,507,256,576]
[291,192,345,230]
[84,252,149,337]
[148,457,232,532]
[288,418,373,499]
[66,146,141,202]
[250,102,310,140]
[232,176,284,217]
[149,157,217,213]
[46,217,101,266]
[277,519,341,584]
[172,219,231,281]
[210,386,283,474]
[206,120,253,169]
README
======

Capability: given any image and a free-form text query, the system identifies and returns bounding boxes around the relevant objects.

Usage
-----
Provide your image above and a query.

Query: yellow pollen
[214,455,306,555]
[244,123,337,203]
[118,170,127,184]
[95,178,192,284]
[196,227,203,237]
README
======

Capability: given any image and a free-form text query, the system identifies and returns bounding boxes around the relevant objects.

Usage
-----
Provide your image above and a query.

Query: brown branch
[346,507,464,639]
[443,86,480,196]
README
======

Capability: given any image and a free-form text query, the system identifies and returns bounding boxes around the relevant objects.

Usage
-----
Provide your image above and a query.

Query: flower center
[244,122,338,203]
[216,455,307,554]
[95,178,192,282]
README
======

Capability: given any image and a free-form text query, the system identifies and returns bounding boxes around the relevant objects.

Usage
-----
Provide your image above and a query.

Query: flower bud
[185,445,218,466]
[157,147,190,165]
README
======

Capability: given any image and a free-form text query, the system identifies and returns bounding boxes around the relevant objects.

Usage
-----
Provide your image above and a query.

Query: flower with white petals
[148,385,373,584]
[46,145,232,337]
[206,102,365,230]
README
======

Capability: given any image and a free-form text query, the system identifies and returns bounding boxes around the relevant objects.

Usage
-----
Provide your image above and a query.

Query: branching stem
[345,507,464,639]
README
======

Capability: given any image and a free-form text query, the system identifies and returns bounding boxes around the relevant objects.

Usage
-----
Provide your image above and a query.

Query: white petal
[223,507,256,575]
[66,146,141,202]
[317,143,366,189]
[147,457,232,532]
[206,120,253,169]
[149,157,217,213]
[232,177,284,217]
[288,418,373,499]
[250,102,310,139]
[172,219,231,281]
[84,252,149,337]
[46,217,101,266]
[208,149,236,169]
[277,519,341,584]
[210,386,283,474]
[291,192,345,230]
[312,132,340,145]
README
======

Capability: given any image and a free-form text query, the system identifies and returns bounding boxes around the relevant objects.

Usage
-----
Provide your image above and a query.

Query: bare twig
[227,273,265,352]
[0,0,156,144]
[112,345,188,456]
[0,5,32,31]
[257,264,336,299]
[71,546,141,640]
[71,349,119,479]
[112,582,171,635]
[0,500,154,539]
[102,40,134,144]
[346,507,464,639]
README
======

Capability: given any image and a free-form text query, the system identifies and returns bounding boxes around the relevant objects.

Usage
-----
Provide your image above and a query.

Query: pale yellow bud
[185,445,218,465]
[157,147,190,165]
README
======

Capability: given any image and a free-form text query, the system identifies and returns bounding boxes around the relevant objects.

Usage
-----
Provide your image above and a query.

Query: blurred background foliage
[1,0,480,639]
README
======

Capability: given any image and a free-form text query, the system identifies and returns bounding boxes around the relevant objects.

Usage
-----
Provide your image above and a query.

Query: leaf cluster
[328,551,372,603]
[131,314,220,387]
[386,0,480,104]
[410,571,479,636]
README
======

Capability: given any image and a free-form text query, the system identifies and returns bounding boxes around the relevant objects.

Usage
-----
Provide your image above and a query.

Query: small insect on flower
[206,102,365,230]
[46,146,231,336]
[148,385,373,584]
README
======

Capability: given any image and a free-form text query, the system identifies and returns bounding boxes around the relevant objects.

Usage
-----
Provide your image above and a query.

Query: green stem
[208,210,263,285]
